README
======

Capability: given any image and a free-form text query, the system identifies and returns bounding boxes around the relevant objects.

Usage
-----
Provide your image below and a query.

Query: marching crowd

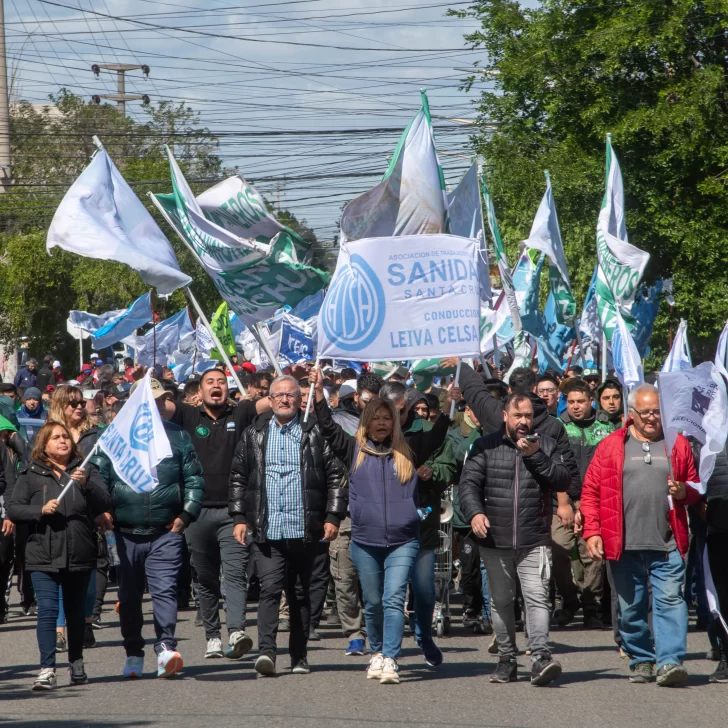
[1,352,727,692]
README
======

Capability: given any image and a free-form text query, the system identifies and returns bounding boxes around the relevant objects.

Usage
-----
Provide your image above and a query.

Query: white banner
[661,319,692,373]
[714,319,728,380]
[96,371,172,493]
[658,362,728,492]
[317,234,480,360]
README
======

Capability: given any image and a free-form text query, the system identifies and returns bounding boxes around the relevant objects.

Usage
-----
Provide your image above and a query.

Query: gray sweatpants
[480,545,552,660]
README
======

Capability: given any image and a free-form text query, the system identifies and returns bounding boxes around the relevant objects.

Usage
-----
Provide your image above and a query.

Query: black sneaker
[278,618,291,633]
[291,657,311,675]
[709,660,728,684]
[68,659,88,685]
[530,654,562,686]
[308,629,321,642]
[83,624,96,648]
[91,616,104,630]
[490,656,517,683]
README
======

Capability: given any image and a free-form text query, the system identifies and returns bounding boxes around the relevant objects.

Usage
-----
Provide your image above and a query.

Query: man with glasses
[536,375,560,415]
[581,383,702,687]
[229,375,347,676]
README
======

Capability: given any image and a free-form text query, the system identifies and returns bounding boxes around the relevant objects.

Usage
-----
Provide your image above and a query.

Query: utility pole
[91,64,151,117]
[0,0,11,192]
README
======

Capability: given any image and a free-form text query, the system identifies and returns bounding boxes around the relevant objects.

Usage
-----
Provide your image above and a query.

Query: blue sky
[7,0,496,240]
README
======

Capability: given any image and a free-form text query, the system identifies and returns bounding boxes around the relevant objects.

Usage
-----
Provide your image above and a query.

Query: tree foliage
[0,91,316,372]
[454,0,728,364]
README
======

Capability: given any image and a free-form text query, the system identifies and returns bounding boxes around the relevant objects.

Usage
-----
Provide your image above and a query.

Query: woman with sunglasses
[312,368,449,685]
[7,421,111,689]
[48,386,107,649]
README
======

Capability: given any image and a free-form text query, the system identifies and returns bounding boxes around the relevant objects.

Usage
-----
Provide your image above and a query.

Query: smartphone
[524,434,540,442]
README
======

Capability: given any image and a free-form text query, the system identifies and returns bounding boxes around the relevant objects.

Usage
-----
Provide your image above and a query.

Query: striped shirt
[264,414,304,540]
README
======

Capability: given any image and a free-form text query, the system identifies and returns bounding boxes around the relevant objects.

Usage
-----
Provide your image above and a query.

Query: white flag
[595,137,650,340]
[96,371,172,493]
[658,362,728,492]
[340,92,447,242]
[714,320,728,380]
[661,319,692,373]
[611,309,643,390]
[47,149,191,296]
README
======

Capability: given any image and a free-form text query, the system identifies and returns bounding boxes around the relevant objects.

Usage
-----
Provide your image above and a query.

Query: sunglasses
[642,441,651,465]
[68,400,86,409]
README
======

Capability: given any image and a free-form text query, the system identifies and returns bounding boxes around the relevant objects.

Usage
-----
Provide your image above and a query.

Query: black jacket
[459,429,570,550]
[229,411,348,544]
[458,363,582,501]
[707,444,728,536]
[7,457,112,572]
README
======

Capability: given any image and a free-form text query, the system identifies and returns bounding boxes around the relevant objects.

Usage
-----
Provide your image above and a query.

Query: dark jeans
[31,570,92,667]
[253,539,317,662]
[300,540,330,630]
[0,526,14,616]
[455,529,482,617]
[117,529,183,657]
[14,524,35,608]
[706,532,728,654]
[185,507,249,639]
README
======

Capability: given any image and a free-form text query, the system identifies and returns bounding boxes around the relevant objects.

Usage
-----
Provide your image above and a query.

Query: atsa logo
[130,403,153,452]
[322,254,386,351]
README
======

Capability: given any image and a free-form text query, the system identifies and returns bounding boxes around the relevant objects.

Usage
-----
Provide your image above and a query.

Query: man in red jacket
[581,383,701,688]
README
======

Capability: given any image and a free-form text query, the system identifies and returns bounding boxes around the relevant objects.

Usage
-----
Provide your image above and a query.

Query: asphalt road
[0,586,725,728]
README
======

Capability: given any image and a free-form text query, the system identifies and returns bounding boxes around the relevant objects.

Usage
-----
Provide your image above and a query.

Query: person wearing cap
[20,388,46,421]
[170,368,270,661]
[95,378,205,680]
[14,358,38,391]
[36,356,56,392]
[582,368,601,393]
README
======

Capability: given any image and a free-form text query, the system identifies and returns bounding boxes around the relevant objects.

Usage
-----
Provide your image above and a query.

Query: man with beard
[459,393,570,686]
[170,369,270,662]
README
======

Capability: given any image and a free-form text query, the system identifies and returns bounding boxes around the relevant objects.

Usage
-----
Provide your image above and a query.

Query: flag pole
[573,324,587,367]
[250,323,284,377]
[79,336,84,377]
[601,331,608,382]
[303,357,321,423]
[183,288,247,396]
[449,359,462,419]
[56,445,98,503]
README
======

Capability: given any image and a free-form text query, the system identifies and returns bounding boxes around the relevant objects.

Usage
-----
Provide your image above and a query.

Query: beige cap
[129,377,169,399]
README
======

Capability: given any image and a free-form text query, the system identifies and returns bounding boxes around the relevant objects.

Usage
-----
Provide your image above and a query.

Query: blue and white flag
[661,319,692,373]
[290,289,325,321]
[630,280,663,356]
[279,317,315,363]
[68,308,126,340]
[611,309,643,390]
[317,234,480,361]
[96,371,172,493]
[659,362,728,491]
[47,149,191,296]
[123,308,194,367]
[92,292,154,350]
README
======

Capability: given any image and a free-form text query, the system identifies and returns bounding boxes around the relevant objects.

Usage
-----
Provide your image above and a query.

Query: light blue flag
[92,292,153,350]
[124,308,194,367]
[543,293,575,360]
[630,280,663,356]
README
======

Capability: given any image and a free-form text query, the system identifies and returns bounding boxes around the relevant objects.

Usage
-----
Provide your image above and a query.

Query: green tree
[454,0,728,365]
[0,90,223,370]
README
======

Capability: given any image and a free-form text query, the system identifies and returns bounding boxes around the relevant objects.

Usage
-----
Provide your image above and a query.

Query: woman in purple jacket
[313,368,446,685]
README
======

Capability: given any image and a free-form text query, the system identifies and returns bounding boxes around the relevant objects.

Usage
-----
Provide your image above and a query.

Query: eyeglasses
[642,441,651,465]
[68,400,86,409]
[537,388,557,396]
[633,408,661,419]
[271,392,298,401]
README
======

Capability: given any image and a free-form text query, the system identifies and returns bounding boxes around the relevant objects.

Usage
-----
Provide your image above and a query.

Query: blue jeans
[480,558,491,620]
[411,547,435,644]
[610,549,688,669]
[350,540,419,659]
[31,570,92,667]
[117,529,183,656]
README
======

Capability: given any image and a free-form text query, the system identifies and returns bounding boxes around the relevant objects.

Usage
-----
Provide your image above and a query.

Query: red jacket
[581,423,701,560]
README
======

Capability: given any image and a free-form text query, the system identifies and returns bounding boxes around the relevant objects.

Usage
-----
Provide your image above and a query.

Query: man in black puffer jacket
[95,378,205,681]
[229,375,347,677]
[460,392,570,687]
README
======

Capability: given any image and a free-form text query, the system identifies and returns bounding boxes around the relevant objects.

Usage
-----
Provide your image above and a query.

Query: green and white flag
[595,136,650,341]
[522,171,577,326]
[197,175,311,263]
[480,174,523,334]
[153,149,330,327]
[410,358,457,391]
[340,91,448,242]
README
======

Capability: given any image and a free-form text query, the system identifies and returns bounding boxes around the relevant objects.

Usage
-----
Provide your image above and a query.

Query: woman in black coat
[8,421,110,691]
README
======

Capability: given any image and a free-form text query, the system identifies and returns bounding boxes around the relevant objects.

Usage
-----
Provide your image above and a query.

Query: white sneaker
[157,645,183,679]
[32,667,56,691]
[205,637,224,659]
[380,657,400,685]
[224,630,253,660]
[367,652,384,679]
[123,656,144,679]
